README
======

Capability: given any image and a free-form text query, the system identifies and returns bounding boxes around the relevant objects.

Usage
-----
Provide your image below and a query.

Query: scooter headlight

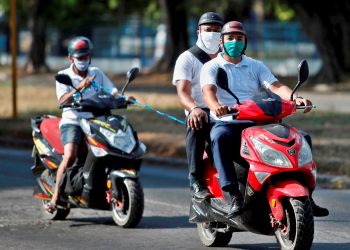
[99,126,136,154]
[251,137,292,168]
[298,137,313,166]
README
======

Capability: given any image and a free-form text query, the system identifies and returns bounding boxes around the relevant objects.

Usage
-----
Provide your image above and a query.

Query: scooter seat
[40,117,64,154]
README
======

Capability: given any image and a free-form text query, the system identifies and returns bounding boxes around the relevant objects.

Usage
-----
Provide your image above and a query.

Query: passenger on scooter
[200,21,328,217]
[173,12,224,199]
[45,36,119,213]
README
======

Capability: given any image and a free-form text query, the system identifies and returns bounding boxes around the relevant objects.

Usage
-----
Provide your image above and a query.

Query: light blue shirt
[200,54,278,119]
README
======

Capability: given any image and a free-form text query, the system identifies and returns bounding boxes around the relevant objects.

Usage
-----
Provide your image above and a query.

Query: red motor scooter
[190,60,316,250]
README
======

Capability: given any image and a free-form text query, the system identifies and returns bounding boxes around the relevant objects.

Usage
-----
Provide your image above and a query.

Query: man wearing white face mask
[173,12,224,199]
[46,36,118,213]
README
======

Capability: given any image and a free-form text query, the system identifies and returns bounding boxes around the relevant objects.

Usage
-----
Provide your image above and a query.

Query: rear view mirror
[216,68,241,105]
[121,67,139,95]
[298,60,309,85]
[290,60,309,101]
[55,74,73,86]
[127,68,139,83]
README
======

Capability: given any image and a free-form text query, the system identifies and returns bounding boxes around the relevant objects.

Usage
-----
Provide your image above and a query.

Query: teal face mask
[223,40,245,58]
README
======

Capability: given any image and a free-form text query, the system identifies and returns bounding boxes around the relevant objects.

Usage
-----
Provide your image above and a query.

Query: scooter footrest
[210,198,230,214]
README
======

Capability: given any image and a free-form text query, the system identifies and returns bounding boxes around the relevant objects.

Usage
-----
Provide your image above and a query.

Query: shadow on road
[65,215,194,229]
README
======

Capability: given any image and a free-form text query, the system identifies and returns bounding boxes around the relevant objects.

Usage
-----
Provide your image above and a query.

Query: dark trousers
[185,112,212,186]
[210,121,253,191]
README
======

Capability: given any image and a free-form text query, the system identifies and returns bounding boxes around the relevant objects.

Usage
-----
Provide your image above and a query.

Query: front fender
[267,180,309,221]
[110,169,139,179]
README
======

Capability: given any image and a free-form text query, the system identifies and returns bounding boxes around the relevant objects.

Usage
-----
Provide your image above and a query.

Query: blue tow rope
[78,81,186,125]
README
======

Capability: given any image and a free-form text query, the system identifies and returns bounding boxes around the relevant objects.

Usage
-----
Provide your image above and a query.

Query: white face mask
[196,31,221,54]
[73,58,90,71]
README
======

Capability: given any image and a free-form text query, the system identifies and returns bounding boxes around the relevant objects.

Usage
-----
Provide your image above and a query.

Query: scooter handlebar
[296,104,316,109]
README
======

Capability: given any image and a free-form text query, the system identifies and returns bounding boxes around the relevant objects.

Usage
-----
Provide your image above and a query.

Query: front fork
[105,169,138,206]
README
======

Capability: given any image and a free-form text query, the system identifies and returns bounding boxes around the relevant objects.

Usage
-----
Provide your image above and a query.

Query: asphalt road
[0,148,350,250]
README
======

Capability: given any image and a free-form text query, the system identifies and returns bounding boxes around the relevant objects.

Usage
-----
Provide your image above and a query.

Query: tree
[284,0,350,84]
[24,0,50,73]
[149,0,188,72]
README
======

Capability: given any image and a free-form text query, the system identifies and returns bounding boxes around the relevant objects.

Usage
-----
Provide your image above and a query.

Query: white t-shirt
[56,64,118,126]
[200,54,278,120]
[172,50,207,115]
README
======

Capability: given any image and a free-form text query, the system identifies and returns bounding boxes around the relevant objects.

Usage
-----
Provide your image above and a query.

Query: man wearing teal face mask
[200,21,328,217]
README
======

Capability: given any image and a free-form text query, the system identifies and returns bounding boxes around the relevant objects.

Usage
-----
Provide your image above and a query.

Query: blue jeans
[210,121,253,191]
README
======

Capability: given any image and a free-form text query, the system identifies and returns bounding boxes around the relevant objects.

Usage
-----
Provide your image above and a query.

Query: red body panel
[233,99,296,124]
[266,180,310,221]
[203,155,224,199]
[40,117,64,155]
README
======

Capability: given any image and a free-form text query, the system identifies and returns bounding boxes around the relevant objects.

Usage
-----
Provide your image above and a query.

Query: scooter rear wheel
[39,170,71,220]
[275,197,314,250]
[39,199,70,220]
[197,222,233,247]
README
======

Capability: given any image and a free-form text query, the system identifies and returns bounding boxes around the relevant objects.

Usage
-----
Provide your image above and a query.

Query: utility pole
[10,0,17,118]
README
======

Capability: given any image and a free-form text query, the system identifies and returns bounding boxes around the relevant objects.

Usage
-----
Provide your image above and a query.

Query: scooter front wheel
[275,197,314,250]
[111,178,144,228]
[197,222,233,247]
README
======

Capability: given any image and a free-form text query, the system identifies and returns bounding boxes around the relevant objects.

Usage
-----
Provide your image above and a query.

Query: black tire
[275,197,314,250]
[197,222,233,247]
[111,179,144,228]
[39,199,70,220]
[39,170,70,220]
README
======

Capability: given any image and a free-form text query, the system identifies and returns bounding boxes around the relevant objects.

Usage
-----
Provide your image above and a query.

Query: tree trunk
[287,0,350,84]
[24,0,50,74]
[148,0,188,73]
[222,0,254,21]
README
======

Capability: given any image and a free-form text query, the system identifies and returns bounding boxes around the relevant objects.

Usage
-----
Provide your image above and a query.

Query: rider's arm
[268,81,313,113]
[175,80,197,112]
[176,79,208,129]
[58,76,94,105]
[202,84,230,117]
[268,81,295,100]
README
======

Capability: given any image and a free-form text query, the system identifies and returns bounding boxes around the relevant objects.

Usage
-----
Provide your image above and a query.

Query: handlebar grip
[58,102,82,109]
[59,104,71,109]
[296,105,316,109]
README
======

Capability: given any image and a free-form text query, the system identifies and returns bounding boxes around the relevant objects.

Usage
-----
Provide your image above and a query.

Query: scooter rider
[45,36,119,213]
[173,12,224,199]
[201,21,328,217]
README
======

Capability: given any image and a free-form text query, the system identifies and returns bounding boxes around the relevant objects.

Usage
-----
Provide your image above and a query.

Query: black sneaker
[310,197,329,217]
[191,182,211,200]
[226,192,243,218]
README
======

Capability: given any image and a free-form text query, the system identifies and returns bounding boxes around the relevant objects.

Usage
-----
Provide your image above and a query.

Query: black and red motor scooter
[31,68,145,228]
[190,60,316,249]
